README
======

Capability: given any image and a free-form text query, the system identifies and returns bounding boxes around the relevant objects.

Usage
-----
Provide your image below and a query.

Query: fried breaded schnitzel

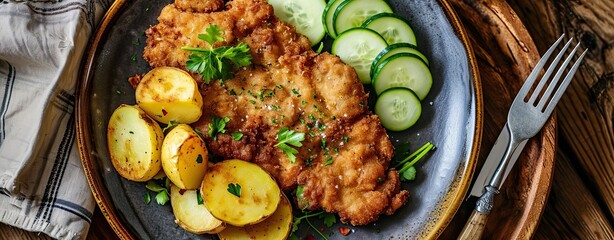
[143,0,409,226]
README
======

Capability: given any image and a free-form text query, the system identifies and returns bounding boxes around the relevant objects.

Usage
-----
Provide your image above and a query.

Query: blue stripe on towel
[0,62,15,146]
[36,113,75,221]
[54,199,92,223]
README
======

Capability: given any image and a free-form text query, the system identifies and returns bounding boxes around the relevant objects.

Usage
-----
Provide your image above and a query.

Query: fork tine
[528,38,574,105]
[537,42,581,110]
[543,49,588,115]
[517,34,565,100]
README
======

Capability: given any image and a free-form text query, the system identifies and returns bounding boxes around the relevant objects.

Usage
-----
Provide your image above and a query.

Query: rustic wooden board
[440,0,555,239]
[508,0,614,222]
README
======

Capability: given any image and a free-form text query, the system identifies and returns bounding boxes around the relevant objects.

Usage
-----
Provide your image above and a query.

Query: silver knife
[469,127,527,198]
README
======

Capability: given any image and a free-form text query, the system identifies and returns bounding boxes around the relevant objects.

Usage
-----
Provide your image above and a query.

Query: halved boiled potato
[135,67,203,124]
[201,159,281,227]
[218,193,292,240]
[170,184,225,234]
[161,124,208,189]
[107,104,163,182]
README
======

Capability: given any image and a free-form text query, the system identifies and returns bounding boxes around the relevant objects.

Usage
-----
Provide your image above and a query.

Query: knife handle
[458,210,489,240]
[458,186,498,240]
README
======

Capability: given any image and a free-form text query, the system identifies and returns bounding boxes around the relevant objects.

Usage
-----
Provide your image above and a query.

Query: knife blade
[469,126,528,197]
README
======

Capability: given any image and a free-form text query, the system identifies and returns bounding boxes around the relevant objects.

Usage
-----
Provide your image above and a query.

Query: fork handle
[458,186,499,240]
[458,210,489,240]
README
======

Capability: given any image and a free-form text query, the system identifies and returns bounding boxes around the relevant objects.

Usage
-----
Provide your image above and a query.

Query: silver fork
[459,34,588,239]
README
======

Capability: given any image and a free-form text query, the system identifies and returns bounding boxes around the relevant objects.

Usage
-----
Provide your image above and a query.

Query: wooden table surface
[2,0,613,239]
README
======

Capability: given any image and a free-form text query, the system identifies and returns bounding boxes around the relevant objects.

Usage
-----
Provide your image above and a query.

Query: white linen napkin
[0,0,110,239]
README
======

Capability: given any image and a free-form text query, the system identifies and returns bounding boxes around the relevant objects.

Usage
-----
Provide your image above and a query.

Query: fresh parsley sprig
[182,25,252,83]
[145,179,170,205]
[276,127,305,163]
[289,211,337,240]
[394,142,436,181]
[208,116,230,140]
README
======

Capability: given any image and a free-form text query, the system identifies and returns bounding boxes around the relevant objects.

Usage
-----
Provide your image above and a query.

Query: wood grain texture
[458,210,489,240]
[441,0,556,239]
[534,141,614,240]
[508,0,614,220]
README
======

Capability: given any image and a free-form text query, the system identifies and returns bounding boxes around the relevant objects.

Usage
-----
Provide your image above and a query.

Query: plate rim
[75,0,483,239]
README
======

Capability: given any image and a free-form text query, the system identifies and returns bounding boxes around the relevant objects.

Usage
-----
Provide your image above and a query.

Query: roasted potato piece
[201,159,281,227]
[107,104,163,182]
[161,124,208,189]
[170,184,225,234]
[135,67,203,124]
[218,193,292,240]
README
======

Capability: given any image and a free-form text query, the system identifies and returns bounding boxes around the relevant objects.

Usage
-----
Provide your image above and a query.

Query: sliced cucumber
[268,0,326,46]
[371,43,429,78]
[332,28,388,84]
[323,0,344,38]
[332,0,392,37]
[362,13,417,46]
[372,53,432,100]
[375,87,422,131]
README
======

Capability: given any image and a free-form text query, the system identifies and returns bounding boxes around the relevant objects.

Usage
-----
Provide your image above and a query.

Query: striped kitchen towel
[0,0,111,239]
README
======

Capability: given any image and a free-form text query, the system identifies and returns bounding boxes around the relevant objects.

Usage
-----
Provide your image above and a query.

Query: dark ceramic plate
[76,0,481,239]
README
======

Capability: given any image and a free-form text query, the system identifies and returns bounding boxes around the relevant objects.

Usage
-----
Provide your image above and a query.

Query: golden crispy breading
[142,0,409,226]
[174,0,223,13]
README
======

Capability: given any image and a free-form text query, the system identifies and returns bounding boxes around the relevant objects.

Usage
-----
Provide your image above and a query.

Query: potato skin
[170,184,225,234]
[161,124,208,189]
[217,193,293,240]
[135,67,203,124]
[107,104,163,182]
[201,159,281,227]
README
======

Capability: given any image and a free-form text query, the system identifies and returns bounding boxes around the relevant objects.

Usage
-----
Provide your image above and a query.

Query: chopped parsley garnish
[144,192,151,204]
[196,154,203,164]
[196,189,204,205]
[182,25,252,83]
[145,179,170,205]
[162,120,181,133]
[208,116,230,140]
[155,191,170,205]
[275,127,305,164]
[229,89,237,95]
[323,156,333,166]
[231,132,243,140]
[291,88,300,96]
[130,54,137,62]
[227,183,241,197]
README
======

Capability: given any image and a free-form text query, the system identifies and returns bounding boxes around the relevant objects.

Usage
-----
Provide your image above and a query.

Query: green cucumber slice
[371,43,429,78]
[268,0,327,46]
[372,53,432,99]
[362,13,417,45]
[332,28,388,84]
[332,0,392,37]
[375,87,422,131]
[323,0,344,38]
